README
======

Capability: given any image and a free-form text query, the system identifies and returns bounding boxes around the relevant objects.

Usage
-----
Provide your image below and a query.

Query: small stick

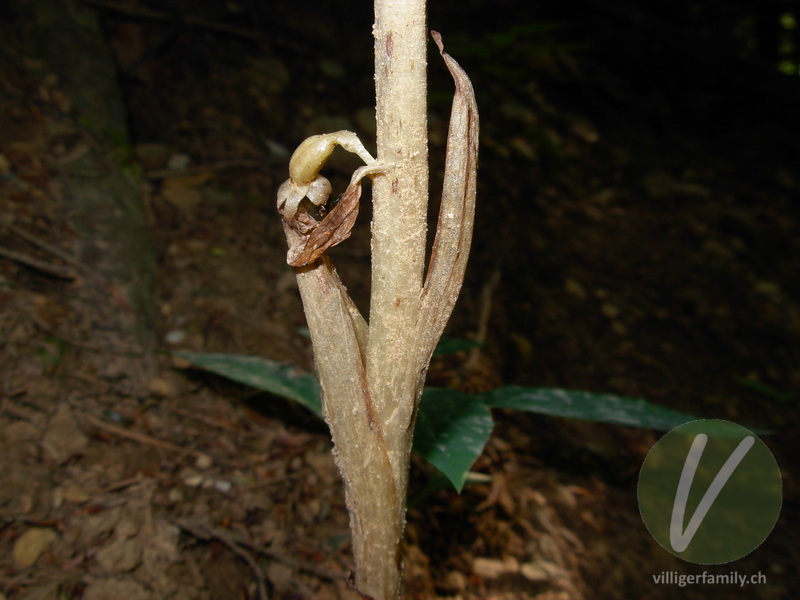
[237,535,347,582]
[463,267,501,371]
[177,521,270,600]
[169,407,240,432]
[7,223,92,275]
[177,519,347,582]
[84,414,185,453]
[0,244,75,279]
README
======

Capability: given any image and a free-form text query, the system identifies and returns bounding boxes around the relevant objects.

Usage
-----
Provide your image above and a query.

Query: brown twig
[0,244,76,279]
[176,519,347,583]
[463,267,501,371]
[84,414,185,453]
[169,407,240,432]
[177,520,269,600]
[7,223,93,276]
[237,534,348,582]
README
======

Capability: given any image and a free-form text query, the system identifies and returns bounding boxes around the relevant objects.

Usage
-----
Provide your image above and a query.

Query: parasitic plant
[275,1,478,597]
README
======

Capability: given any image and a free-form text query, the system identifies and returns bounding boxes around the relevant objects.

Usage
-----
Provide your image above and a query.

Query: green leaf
[413,388,494,492]
[175,352,494,491]
[482,386,695,431]
[174,351,322,417]
[172,351,712,491]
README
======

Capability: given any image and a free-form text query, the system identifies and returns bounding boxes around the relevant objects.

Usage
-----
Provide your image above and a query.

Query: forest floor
[1,2,799,599]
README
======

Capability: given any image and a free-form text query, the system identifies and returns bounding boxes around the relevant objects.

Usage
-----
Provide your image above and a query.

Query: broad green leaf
[482,386,695,431]
[175,352,493,490]
[413,388,494,492]
[172,351,713,491]
[174,351,322,417]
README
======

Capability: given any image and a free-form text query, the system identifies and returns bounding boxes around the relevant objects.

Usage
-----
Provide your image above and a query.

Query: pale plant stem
[277,0,478,597]
[369,0,429,434]
[359,1,430,595]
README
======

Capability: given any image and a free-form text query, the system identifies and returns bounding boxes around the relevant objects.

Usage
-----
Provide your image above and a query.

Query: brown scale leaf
[288,179,362,267]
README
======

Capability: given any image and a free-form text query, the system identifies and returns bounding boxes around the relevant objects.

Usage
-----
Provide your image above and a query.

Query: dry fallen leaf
[12,527,58,568]
[41,405,89,464]
[95,537,143,572]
